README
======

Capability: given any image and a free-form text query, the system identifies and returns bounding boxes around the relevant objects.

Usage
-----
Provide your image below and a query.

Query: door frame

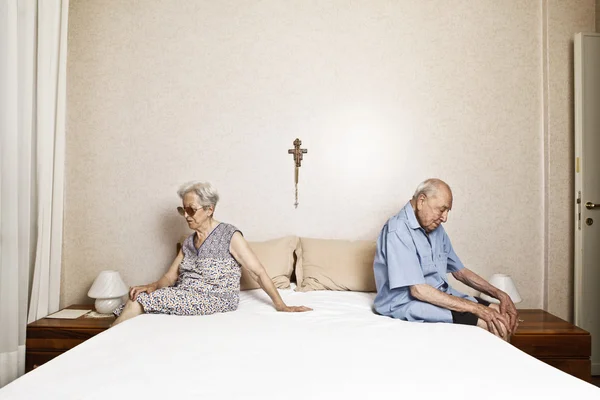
[573,32,600,375]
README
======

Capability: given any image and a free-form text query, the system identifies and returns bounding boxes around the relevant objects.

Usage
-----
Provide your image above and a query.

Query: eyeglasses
[177,206,200,217]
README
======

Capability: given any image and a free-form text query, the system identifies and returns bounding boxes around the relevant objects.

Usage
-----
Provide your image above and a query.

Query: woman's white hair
[177,181,219,209]
[412,178,451,200]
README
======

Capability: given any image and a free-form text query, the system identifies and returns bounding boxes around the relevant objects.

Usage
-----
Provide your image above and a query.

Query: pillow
[295,237,377,292]
[240,236,297,290]
[178,234,297,290]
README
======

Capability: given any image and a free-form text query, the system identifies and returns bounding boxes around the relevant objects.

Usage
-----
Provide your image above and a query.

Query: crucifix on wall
[288,138,307,208]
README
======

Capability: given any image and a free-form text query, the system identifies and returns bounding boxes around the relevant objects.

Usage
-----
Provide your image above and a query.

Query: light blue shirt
[373,201,476,323]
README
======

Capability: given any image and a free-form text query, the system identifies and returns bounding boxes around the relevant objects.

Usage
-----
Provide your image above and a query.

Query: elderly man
[373,178,518,339]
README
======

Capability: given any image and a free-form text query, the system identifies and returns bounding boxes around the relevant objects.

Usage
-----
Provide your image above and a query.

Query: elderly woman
[112,181,311,326]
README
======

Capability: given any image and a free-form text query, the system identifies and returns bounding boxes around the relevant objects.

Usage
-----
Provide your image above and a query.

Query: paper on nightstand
[46,309,91,319]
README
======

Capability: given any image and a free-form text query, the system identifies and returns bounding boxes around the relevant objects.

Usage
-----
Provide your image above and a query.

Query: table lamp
[479,273,522,304]
[87,270,128,314]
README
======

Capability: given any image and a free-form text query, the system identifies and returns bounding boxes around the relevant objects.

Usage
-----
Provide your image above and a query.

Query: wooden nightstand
[25,304,115,372]
[510,309,591,382]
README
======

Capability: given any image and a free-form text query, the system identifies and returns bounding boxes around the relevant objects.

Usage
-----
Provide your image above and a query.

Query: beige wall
[597,0,600,30]
[62,1,595,319]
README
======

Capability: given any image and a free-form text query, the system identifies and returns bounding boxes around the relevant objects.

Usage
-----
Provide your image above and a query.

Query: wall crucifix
[288,138,308,208]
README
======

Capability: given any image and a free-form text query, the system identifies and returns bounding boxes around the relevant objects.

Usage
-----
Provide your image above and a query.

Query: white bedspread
[2,289,599,399]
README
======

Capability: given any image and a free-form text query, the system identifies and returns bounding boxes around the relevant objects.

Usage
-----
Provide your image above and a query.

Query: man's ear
[416,194,426,210]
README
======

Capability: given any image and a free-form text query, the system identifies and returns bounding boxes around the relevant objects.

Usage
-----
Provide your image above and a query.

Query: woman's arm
[129,250,183,301]
[229,232,311,312]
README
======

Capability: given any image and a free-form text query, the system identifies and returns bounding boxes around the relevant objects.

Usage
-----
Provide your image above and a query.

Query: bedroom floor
[592,376,600,387]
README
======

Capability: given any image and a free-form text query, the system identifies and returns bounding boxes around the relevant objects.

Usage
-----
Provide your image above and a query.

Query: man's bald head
[410,179,453,233]
[412,178,452,201]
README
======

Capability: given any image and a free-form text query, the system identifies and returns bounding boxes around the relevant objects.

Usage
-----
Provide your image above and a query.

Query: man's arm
[451,268,518,333]
[451,268,504,299]
[410,284,479,313]
[410,283,509,336]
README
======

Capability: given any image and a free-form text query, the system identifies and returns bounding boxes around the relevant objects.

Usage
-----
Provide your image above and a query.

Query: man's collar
[404,201,421,230]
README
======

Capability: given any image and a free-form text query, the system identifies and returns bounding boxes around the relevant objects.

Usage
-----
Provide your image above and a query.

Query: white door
[574,32,600,376]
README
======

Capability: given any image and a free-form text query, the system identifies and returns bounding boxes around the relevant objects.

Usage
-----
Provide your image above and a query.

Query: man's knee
[476,318,488,330]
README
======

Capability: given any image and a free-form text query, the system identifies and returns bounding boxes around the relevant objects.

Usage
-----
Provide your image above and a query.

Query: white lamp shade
[479,274,522,304]
[88,270,128,299]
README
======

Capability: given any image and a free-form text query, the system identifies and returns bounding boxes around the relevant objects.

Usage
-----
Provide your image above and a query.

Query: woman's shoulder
[179,232,196,256]
[217,222,242,237]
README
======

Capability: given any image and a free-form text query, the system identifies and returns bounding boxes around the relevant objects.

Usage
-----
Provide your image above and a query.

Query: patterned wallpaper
[61,1,595,320]
[597,0,600,30]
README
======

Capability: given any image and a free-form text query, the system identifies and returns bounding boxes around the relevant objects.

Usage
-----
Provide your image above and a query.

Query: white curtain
[0,0,68,387]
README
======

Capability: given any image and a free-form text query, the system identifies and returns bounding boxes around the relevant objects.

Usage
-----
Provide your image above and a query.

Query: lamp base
[94,298,122,314]
[478,293,501,304]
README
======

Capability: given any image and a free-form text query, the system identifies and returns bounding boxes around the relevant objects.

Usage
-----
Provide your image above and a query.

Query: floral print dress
[114,223,242,316]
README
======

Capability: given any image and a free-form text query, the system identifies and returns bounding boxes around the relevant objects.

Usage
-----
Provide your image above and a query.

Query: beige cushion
[295,237,377,292]
[240,236,297,290]
[177,234,296,291]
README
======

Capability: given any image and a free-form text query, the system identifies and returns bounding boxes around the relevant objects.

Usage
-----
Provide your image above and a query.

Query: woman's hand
[129,283,158,301]
[230,232,314,313]
[275,304,313,313]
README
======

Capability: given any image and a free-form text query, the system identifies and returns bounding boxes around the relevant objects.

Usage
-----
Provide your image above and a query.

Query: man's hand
[497,293,519,334]
[474,304,510,340]
[451,268,519,336]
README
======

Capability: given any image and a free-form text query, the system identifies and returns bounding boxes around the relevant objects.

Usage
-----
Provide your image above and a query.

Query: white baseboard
[592,362,600,376]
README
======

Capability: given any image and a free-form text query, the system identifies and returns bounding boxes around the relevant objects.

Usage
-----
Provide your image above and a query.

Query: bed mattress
[2,288,599,399]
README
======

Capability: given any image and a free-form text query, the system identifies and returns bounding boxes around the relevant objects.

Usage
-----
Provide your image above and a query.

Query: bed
[1,287,599,399]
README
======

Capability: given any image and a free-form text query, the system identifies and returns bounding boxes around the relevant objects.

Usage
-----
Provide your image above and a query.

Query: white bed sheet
[2,289,599,399]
